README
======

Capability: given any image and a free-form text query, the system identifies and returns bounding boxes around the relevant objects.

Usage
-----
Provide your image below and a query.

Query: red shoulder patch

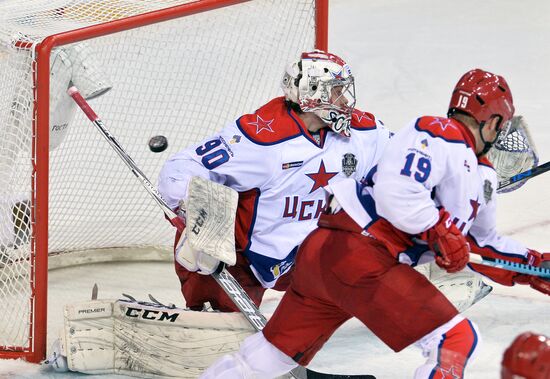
[415,116,466,143]
[351,109,377,130]
[478,156,493,168]
[237,97,303,144]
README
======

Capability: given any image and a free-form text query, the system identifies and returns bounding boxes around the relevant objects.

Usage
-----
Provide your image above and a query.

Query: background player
[501,331,550,379]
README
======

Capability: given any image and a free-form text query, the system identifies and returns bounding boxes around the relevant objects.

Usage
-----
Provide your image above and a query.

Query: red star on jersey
[353,109,373,123]
[306,160,338,193]
[438,366,461,379]
[429,117,457,131]
[248,114,274,134]
[469,198,480,221]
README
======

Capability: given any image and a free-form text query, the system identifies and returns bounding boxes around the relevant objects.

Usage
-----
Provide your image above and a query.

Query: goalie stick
[68,86,375,379]
[498,160,550,191]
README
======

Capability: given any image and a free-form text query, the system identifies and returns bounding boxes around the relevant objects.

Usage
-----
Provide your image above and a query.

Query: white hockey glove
[49,43,112,151]
[176,234,223,275]
[175,176,238,275]
[488,115,538,193]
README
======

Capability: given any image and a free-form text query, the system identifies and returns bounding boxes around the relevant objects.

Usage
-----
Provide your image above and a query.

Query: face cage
[478,116,513,157]
[301,77,356,136]
[495,118,513,147]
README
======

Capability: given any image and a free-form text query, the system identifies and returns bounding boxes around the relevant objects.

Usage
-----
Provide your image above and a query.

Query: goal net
[0,0,326,362]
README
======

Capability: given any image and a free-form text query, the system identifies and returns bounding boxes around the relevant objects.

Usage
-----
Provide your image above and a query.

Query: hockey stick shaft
[68,87,372,379]
[67,87,184,231]
[469,253,550,278]
[497,160,550,190]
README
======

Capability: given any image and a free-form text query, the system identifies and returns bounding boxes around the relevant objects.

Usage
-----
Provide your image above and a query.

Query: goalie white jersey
[159,97,391,287]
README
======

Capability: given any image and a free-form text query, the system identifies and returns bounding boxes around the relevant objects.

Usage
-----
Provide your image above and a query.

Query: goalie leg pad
[55,298,255,378]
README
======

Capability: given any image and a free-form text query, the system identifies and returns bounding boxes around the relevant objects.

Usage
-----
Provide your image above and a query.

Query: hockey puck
[148,135,168,152]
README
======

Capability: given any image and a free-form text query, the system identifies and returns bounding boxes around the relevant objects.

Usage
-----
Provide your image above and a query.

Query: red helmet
[448,69,515,127]
[501,332,550,379]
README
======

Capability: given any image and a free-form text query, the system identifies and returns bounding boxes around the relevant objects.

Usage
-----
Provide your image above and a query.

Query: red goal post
[0,0,328,363]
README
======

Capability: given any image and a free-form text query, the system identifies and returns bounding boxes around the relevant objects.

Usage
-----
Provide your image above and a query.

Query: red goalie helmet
[448,68,515,128]
[501,332,550,379]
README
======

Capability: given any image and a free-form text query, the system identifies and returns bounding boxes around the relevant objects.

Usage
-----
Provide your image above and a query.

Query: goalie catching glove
[175,176,239,275]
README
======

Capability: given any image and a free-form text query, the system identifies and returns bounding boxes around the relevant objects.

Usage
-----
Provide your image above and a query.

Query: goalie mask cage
[0,0,328,362]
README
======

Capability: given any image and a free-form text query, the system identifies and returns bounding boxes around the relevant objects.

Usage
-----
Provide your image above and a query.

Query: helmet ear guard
[281,60,301,104]
[281,50,356,137]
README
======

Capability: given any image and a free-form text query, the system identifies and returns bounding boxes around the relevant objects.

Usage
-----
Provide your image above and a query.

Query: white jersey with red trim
[158,97,391,288]
[373,116,528,263]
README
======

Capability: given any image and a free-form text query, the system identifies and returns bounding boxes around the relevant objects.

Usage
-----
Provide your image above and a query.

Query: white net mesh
[0,0,318,357]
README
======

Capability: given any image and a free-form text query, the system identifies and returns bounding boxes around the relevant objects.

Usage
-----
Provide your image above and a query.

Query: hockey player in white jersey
[158,50,391,311]
[374,68,549,293]
[200,68,549,379]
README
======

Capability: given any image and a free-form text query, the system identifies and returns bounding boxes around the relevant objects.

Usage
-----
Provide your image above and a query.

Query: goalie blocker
[48,298,256,378]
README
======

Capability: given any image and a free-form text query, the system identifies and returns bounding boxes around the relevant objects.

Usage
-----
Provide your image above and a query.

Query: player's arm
[467,188,549,295]
[373,120,469,273]
[368,120,394,171]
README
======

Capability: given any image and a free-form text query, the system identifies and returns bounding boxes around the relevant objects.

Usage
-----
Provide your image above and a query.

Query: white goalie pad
[53,298,256,378]
[415,262,493,312]
[488,115,539,193]
[184,176,239,266]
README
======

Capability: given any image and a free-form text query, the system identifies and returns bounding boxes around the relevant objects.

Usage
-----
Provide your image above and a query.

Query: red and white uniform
[158,97,391,310]
[259,117,489,378]
[201,105,547,379]
[374,116,529,281]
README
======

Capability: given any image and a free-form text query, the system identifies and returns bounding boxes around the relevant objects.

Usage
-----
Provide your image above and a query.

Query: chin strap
[477,121,497,157]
